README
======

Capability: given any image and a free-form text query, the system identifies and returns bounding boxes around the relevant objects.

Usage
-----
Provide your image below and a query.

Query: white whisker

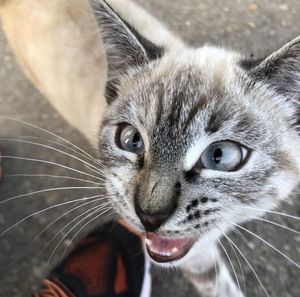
[253,216,300,236]
[242,206,300,221]
[223,231,247,295]
[47,204,111,264]
[232,229,254,251]
[19,135,99,165]
[5,173,101,186]
[0,185,104,205]
[33,197,112,242]
[0,138,104,176]
[0,116,96,162]
[61,207,112,258]
[234,223,300,269]
[217,238,241,294]
[203,225,219,295]
[40,201,110,255]
[223,233,270,297]
[0,194,110,237]
[1,155,104,182]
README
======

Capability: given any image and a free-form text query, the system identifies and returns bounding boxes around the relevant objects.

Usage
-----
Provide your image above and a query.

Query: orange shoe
[33,222,151,297]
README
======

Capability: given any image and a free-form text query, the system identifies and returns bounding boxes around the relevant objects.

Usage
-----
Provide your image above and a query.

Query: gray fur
[92,1,300,296]
[241,36,300,132]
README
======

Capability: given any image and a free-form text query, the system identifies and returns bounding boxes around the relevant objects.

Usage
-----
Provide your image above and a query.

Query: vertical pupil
[132,132,141,147]
[213,148,222,164]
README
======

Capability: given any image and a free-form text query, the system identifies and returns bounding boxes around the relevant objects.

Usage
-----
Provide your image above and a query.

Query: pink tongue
[145,232,196,263]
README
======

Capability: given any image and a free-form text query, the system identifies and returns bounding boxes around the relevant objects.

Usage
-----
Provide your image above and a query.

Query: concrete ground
[0,0,300,296]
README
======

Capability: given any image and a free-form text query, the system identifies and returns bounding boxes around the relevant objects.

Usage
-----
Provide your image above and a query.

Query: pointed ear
[90,0,164,102]
[242,36,300,100]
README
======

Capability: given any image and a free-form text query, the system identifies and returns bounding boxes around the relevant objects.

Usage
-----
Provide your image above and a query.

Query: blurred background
[0,0,300,296]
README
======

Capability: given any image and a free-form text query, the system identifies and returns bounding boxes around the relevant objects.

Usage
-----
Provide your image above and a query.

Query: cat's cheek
[268,171,299,201]
[105,172,129,197]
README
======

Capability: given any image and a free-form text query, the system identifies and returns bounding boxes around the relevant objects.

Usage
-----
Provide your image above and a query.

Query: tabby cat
[1,0,300,296]
[93,1,300,296]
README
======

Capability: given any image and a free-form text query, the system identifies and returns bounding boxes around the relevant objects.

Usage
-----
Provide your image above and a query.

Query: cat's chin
[145,232,197,263]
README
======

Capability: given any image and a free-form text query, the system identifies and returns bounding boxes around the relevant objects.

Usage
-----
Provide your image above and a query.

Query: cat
[93,1,300,296]
[1,0,300,296]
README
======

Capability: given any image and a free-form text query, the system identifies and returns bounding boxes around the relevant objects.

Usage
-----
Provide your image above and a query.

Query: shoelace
[33,279,74,297]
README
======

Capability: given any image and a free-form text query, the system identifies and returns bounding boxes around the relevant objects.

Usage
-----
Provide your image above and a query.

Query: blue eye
[200,141,248,171]
[116,124,144,154]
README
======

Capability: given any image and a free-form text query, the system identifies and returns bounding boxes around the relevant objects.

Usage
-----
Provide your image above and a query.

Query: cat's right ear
[241,36,300,96]
[241,36,300,132]
[90,0,164,103]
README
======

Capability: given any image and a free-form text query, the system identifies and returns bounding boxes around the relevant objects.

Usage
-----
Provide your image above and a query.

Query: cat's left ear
[90,0,164,102]
[242,36,300,101]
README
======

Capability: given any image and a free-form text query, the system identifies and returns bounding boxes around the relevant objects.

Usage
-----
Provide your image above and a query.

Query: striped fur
[92,1,300,296]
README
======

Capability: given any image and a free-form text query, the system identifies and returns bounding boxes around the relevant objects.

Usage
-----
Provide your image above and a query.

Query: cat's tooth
[145,238,152,246]
[171,247,178,254]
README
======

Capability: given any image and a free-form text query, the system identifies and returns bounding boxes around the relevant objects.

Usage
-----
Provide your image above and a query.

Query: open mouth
[145,232,197,263]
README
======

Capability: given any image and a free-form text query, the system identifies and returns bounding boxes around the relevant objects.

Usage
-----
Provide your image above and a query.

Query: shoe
[33,222,151,297]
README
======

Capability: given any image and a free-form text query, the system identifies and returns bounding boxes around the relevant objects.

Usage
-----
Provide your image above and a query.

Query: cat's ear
[242,36,300,101]
[90,0,163,102]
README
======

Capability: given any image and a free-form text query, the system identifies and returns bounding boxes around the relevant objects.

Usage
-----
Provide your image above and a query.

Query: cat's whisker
[241,206,300,221]
[217,238,242,294]
[203,226,219,295]
[46,205,103,264]
[39,202,110,256]
[19,135,100,166]
[214,252,219,296]
[33,197,112,242]
[83,162,105,177]
[1,155,104,182]
[0,185,104,206]
[232,229,253,251]
[61,207,112,258]
[223,232,271,297]
[252,216,300,235]
[0,138,105,176]
[234,223,300,269]
[4,173,101,186]
[0,194,110,237]
[0,116,96,162]
[221,230,247,295]
[47,203,111,265]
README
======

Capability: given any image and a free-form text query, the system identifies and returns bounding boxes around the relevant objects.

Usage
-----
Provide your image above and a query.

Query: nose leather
[135,204,175,232]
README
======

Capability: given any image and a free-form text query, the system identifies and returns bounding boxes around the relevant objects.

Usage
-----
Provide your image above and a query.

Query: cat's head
[93,0,300,265]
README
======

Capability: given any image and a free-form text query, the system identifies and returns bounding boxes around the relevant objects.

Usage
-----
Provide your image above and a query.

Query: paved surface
[0,0,300,296]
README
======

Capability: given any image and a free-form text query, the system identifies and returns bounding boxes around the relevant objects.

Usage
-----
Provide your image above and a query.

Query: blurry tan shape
[0,0,108,146]
[108,0,185,51]
[249,3,258,12]
[0,0,184,146]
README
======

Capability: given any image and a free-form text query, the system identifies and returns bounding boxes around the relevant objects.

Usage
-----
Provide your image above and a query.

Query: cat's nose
[135,204,175,232]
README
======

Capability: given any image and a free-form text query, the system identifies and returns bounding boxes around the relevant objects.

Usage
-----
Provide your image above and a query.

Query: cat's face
[93,1,300,265]
[98,48,299,264]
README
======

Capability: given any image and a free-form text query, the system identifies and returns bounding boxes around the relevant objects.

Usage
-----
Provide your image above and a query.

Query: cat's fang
[145,232,196,263]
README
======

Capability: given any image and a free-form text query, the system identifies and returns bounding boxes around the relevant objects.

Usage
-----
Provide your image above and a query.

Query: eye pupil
[213,148,222,164]
[132,133,141,147]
